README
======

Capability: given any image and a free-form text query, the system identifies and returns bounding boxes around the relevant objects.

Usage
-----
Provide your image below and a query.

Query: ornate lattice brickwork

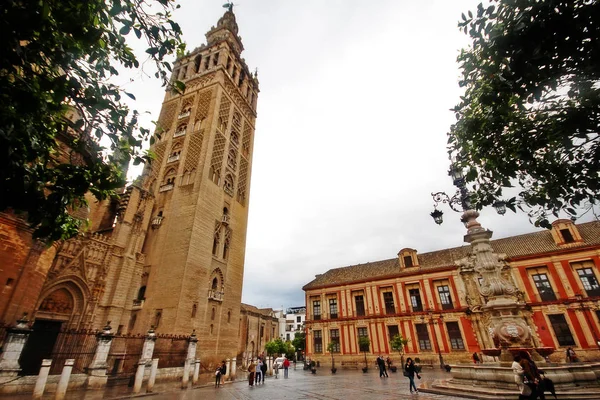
[152,142,167,177]
[223,78,254,120]
[209,133,226,184]
[217,95,232,132]
[157,102,177,133]
[241,119,252,158]
[184,130,204,171]
[179,96,195,118]
[237,158,248,205]
[195,89,213,123]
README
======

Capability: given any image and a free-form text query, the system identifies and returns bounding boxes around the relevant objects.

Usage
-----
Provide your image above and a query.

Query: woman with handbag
[519,351,544,399]
[512,354,532,399]
[404,357,419,394]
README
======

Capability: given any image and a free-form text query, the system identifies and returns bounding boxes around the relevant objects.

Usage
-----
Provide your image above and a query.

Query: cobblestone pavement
[143,368,466,400]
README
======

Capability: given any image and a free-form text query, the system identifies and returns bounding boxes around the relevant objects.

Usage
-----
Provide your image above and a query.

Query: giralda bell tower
[136,6,259,356]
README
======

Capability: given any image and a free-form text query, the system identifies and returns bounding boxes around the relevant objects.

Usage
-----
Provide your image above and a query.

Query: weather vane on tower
[222,2,234,12]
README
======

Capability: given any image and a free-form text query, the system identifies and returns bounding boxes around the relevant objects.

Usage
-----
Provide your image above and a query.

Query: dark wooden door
[19,319,62,375]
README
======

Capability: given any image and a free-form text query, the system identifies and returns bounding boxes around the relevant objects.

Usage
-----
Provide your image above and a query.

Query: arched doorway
[20,284,84,375]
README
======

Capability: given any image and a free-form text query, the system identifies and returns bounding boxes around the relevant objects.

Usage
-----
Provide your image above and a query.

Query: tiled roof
[241,303,275,316]
[302,221,600,290]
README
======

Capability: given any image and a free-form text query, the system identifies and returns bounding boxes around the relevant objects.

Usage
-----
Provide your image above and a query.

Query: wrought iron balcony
[178,111,191,119]
[151,216,163,229]
[173,130,186,138]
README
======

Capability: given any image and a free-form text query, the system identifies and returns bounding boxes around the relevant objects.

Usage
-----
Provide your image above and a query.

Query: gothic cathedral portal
[133,8,259,356]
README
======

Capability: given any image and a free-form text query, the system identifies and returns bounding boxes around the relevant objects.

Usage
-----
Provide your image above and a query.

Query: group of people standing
[247,357,291,386]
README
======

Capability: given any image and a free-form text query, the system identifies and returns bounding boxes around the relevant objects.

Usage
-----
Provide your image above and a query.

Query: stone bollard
[192,359,200,385]
[267,356,272,376]
[0,315,32,377]
[133,327,157,394]
[86,322,114,389]
[147,358,159,392]
[225,358,231,380]
[32,359,52,399]
[230,358,237,380]
[55,359,75,400]
[182,331,198,388]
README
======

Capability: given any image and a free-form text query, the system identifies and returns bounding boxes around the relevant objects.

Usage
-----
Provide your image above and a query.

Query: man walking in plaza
[377,355,388,378]
[283,357,291,378]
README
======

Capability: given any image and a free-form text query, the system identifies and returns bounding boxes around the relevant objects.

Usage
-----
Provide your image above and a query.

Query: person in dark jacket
[519,350,545,400]
[260,359,267,383]
[405,357,419,394]
[376,355,388,377]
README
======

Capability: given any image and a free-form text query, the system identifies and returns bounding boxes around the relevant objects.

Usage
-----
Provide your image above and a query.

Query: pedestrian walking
[283,357,290,378]
[248,361,255,386]
[404,357,420,394]
[220,360,227,385]
[512,354,531,399]
[377,355,388,377]
[255,358,263,384]
[273,361,279,378]
[260,358,267,383]
[215,365,222,388]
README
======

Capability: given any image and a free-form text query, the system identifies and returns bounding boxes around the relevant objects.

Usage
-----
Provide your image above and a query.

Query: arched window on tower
[211,307,216,320]
[227,149,237,170]
[223,174,234,196]
[194,54,202,73]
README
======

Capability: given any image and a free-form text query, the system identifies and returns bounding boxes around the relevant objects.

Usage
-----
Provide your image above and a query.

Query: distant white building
[284,306,306,341]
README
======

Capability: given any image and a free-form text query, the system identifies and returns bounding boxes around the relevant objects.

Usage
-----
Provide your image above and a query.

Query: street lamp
[423,311,445,369]
[430,164,506,225]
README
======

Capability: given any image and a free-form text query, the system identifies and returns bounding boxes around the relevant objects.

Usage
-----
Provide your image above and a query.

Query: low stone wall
[0,373,89,395]
[449,362,600,390]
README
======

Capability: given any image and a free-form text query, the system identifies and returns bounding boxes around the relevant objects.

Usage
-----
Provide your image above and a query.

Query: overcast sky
[122,1,595,311]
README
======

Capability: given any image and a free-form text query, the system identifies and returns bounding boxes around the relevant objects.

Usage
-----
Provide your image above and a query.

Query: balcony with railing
[178,111,191,120]
[151,216,163,229]
[159,183,174,192]
[173,129,186,138]
[221,214,230,225]
[132,299,145,310]
[208,289,224,302]
[167,154,180,163]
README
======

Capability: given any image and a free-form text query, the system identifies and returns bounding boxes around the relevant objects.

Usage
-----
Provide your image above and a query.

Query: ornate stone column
[0,315,32,377]
[86,322,114,389]
[457,210,536,360]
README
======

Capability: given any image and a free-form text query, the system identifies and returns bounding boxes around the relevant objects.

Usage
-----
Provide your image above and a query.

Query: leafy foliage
[449,0,600,228]
[265,337,295,359]
[0,0,185,241]
[292,331,305,352]
[264,338,283,356]
[390,334,409,354]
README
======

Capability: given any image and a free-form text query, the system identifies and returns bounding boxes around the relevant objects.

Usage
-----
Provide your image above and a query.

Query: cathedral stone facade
[0,7,258,365]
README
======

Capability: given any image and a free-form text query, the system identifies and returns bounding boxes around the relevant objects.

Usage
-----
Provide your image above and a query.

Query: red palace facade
[302,220,600,367]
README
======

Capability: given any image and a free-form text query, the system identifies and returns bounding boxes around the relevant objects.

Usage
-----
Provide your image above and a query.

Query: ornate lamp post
[430,163,534,360]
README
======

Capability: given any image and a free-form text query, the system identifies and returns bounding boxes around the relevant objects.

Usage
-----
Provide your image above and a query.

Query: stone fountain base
[420,362,600,400]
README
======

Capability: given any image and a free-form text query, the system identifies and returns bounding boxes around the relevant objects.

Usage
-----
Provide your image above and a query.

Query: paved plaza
[142,367,467,400]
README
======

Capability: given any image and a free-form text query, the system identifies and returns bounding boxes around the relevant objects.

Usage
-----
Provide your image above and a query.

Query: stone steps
[420,380,600,400]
